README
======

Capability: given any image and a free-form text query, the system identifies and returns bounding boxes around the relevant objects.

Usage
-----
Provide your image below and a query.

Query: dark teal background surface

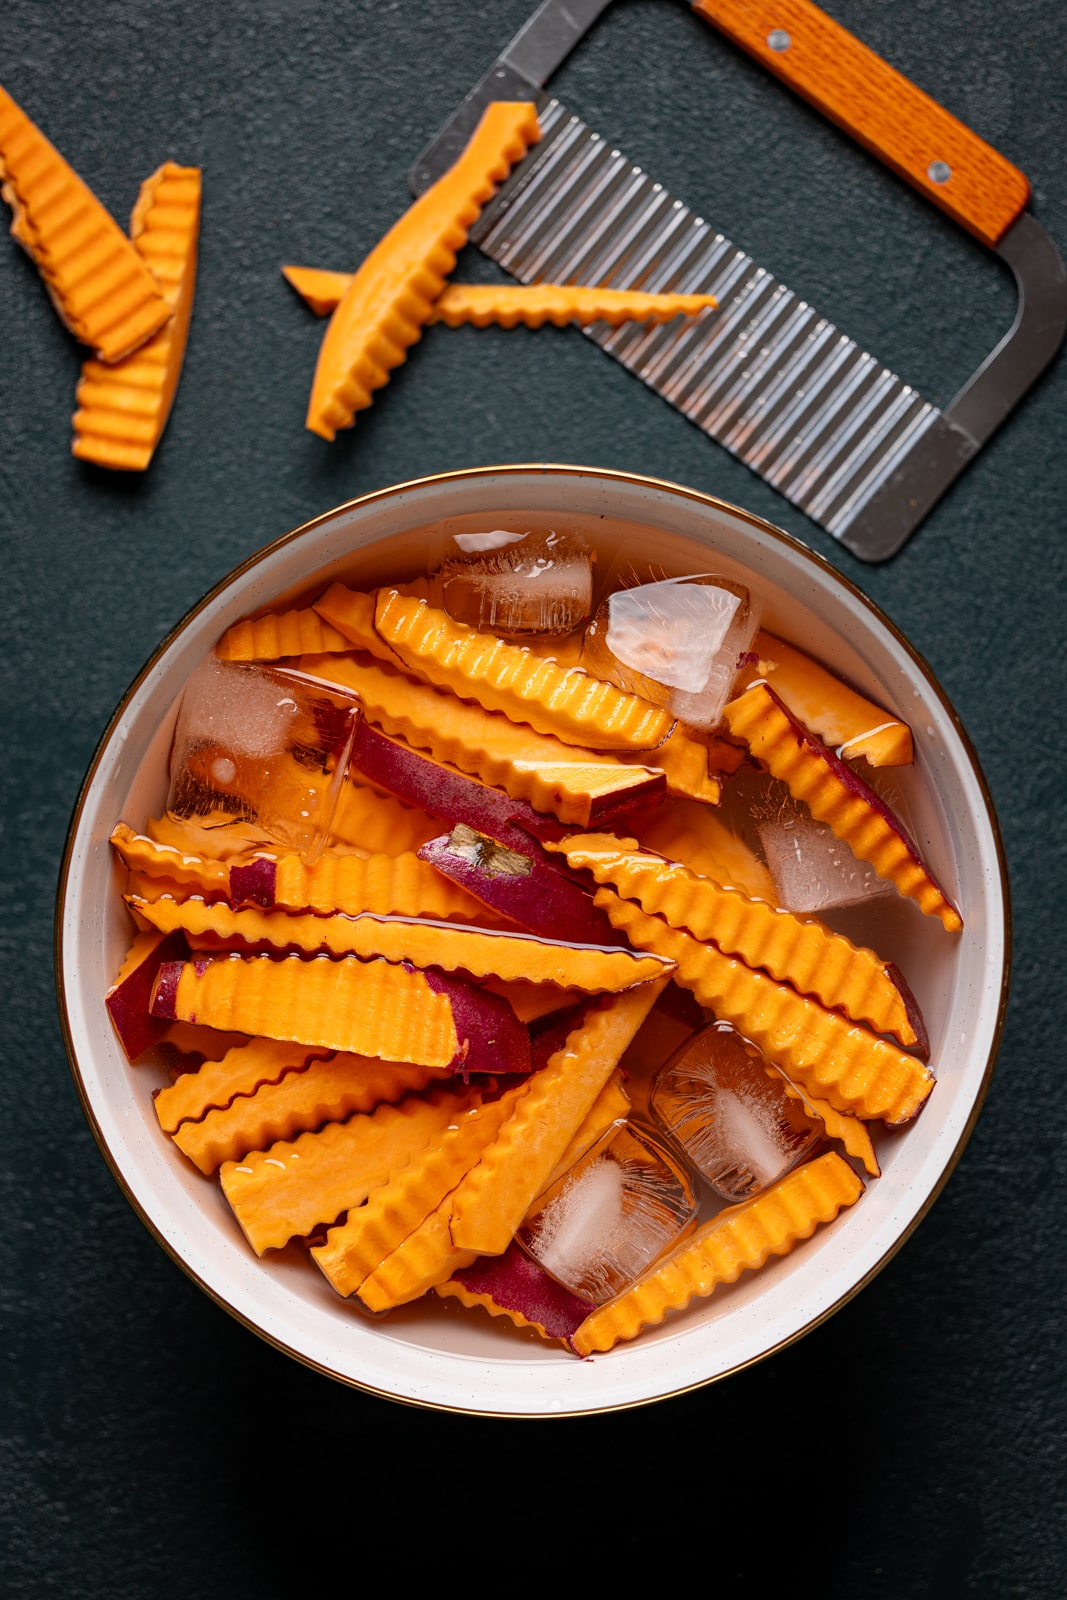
[2,2,1064,1593]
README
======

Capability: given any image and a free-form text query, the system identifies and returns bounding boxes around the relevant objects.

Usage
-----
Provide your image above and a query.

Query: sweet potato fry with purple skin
[298,646,666,826]
[149,953,531,1077]
[438,1243,592,1343]
[548,832,925,1051]
[227,847,489,923]
[419,826,620,947]
[723,682,961,932]
[106,929,187,1060]
[348,720,560,853]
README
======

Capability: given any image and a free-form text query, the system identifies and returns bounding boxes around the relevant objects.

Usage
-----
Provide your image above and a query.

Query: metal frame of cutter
[411,0,1067,561]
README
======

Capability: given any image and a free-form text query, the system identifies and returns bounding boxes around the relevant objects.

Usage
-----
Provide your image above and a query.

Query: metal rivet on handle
[927,160,952,184]
[767,29,791,51]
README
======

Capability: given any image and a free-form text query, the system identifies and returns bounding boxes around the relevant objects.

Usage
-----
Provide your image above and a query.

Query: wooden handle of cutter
[691,0,1029,246]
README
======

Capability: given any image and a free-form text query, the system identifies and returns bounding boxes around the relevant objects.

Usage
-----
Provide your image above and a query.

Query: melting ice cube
[756,789,893,913]
[649,1023,824,1201]
[518,1123,697,1305]
[582,575,759,729]
[434,527,594,637]
[166,656,360,860]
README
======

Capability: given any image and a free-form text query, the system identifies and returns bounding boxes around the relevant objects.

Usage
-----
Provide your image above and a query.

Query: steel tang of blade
[410,0,1067,563]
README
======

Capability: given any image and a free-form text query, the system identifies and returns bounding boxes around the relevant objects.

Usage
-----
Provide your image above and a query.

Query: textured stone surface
[1,2,1064,1594]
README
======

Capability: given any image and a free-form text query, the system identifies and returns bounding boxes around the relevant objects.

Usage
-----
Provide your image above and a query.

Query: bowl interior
[57,466,1007,1416]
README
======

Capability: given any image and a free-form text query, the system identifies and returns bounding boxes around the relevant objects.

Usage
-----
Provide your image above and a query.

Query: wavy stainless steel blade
[410,0,1066,561]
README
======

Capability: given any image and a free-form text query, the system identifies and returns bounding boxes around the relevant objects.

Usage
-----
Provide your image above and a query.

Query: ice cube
[649,1022,824,1201]
[518,1123,697,1305]
[756,788,893,913]
[434,527,594,637]
[581,575,759,729]
[166,656,360,860]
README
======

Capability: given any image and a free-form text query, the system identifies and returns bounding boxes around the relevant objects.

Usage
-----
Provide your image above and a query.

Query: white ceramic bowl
[56,465,1009,1416]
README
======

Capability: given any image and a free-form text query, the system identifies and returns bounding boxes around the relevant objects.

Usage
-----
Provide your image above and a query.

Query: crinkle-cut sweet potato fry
[110,822,230,894]
[448,979,669,1256]
[541,1070,630,1193]
[311,1083,527,1297]
[354,1069,632,1311]
[219,1086,474,1255]
[298,648,665,825]
[72,162,200,469]
[595,890,935,1126]
[285,267,717,327]
[154,1037,325,1132]
[150,953,461,1068]
[311,584,410,663]
[768,1067,880,1178]
[133,891,671,991]
[374,590,674,751]
[305,100,541,439]
[740,631,914,767]
[0,83,171,361]
[228,847,491,923]
[173,1051,450,1174]
[144,811,276,862]
[571,1150,864,1355]
[215,606,352,662]
[123,870,199,908]
[436,1245,593,1344]
[632,795,777,903]
[106,928,186,1060]
[723,681,962,932]
[357,1192,478,1310]
[550,833,922,1048]
[622,727,726,805]
[328,780,441,856]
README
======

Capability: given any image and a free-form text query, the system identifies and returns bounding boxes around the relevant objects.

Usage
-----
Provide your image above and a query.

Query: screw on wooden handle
[691,0,1030,246]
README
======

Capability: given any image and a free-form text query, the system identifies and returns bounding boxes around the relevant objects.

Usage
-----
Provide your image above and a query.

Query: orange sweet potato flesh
[215,606,352,661]
[550,833,920,1047]
[284,267,717,327]
[357,1192,478,1310]
[0,83,171,360]
[311,1084,525,1297]
[152,954,460,1068]
[72,162,200,469]
[768,1066,880,1178]
[110,822,230,894]
[723,681,961,931]
[327,779,442,856]
[132,892,670,991]
[633,796,777,903]
[172,1052,448,1174]
[595,890,935,1126]
[374,590,674,751]
[305,101,541,439]
[154,1037,324,1132]
[298,648,665,824]
[233,847,491,923]
[572,1151,864,1354]
[741,632,914,767]
[448,979,669,1255]
[219,1087,471,1254]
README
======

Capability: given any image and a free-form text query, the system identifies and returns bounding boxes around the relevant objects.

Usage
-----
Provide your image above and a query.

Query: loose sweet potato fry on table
[284,266,717,327]
[305,100,541,438]
[0,83,171,360]
[72,162,201,469]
